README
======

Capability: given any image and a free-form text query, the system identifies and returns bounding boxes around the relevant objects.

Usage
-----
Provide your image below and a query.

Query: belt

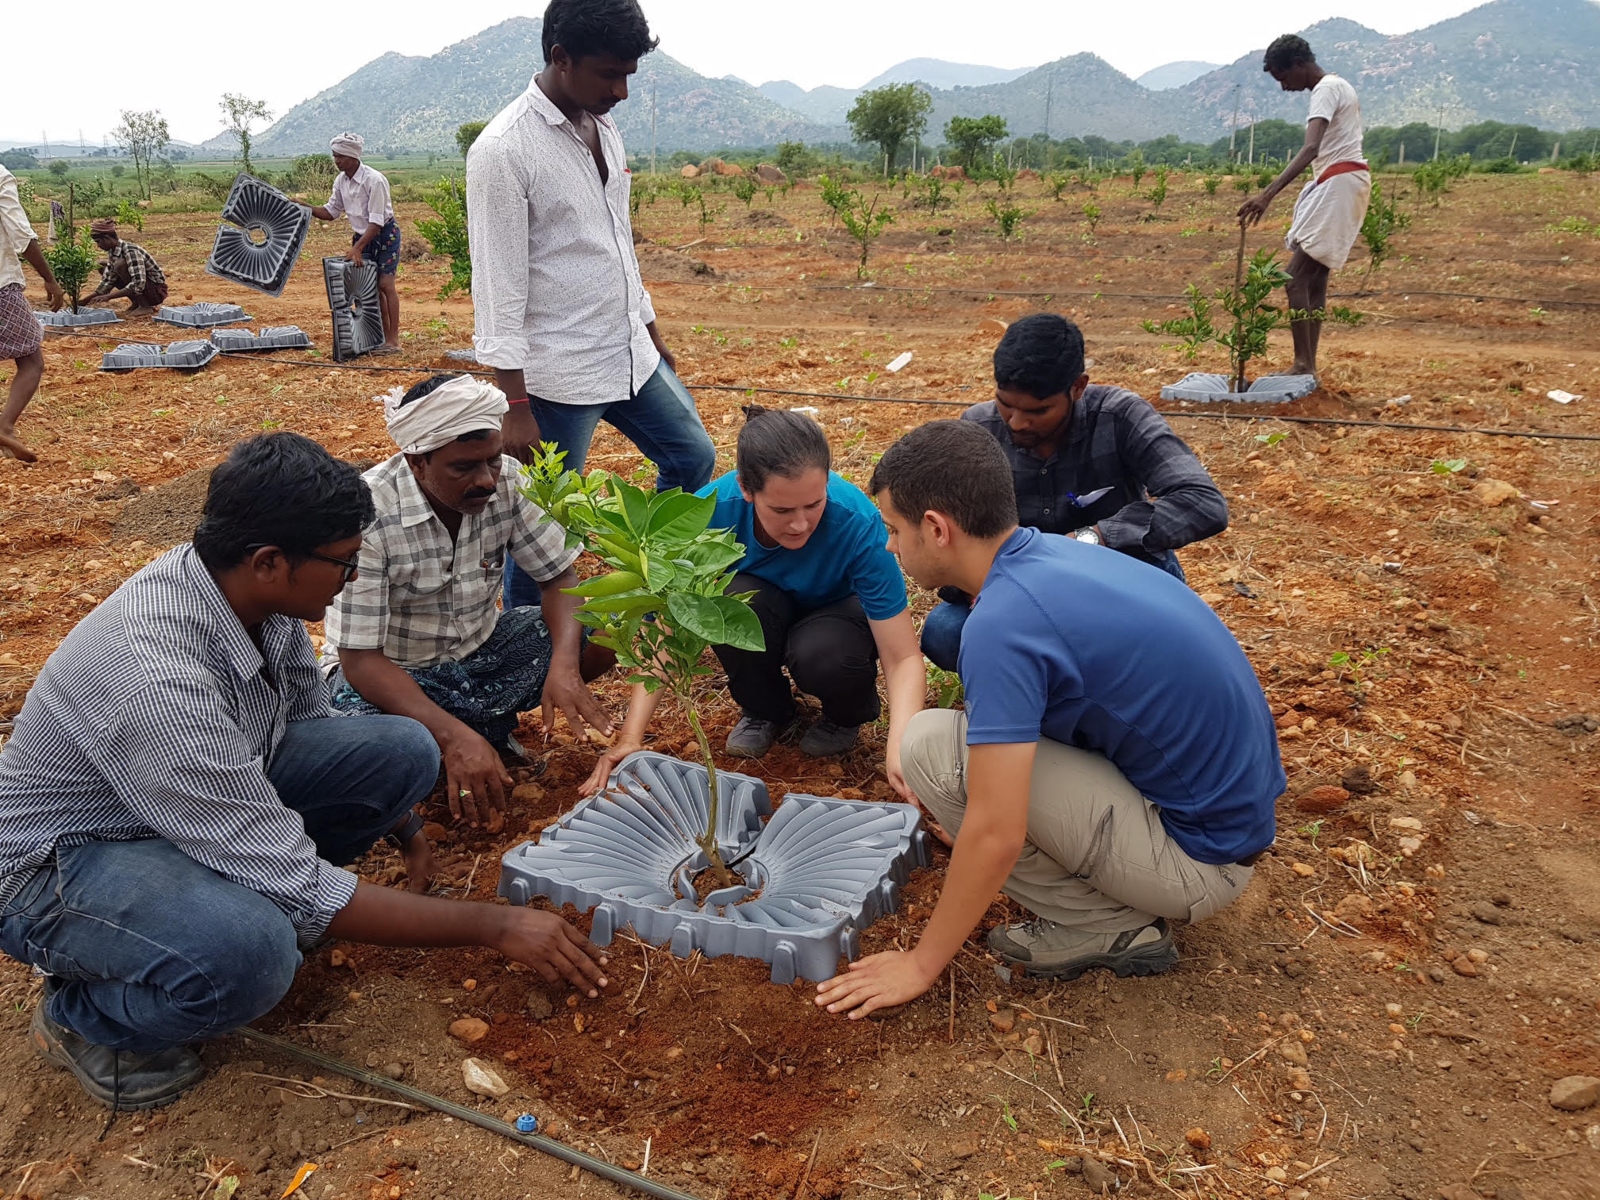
[1315,160,1370,186]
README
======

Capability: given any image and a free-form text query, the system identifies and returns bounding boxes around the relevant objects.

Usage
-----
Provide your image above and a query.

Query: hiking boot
[987,918,1177,981]
[30,996,206,1110]
[726,714,781,758]
[800,719,860,758]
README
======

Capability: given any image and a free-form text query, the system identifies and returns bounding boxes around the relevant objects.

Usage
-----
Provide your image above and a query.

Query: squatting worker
[922,314,1227,670]
[0,433,608,1111]
[816,421,1283,1018]
[323,373,615,829]
[82,218,168,317]
[0,163,65,462]
[1238,34,1370,382]
[311,133,402,354]
[586,407,924,785]
[468,0,715,618]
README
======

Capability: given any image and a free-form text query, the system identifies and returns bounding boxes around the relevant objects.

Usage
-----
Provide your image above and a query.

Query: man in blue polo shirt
[816,420,1282,1018]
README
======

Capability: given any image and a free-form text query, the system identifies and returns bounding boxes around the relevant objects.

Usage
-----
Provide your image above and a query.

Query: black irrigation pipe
[238,1028,702,1200]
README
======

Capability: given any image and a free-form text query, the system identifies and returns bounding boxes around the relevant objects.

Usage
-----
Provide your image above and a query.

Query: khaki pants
[903,709,1254,934]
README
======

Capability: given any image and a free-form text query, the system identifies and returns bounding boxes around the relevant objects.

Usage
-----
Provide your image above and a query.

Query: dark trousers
[713,573,881,727]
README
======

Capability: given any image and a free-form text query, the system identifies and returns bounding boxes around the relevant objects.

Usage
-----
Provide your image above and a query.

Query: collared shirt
[962,386,1228,568]
[323,453,580,670]
[325,163,395,237]
[0,546,357,942]
[91,239,165,297]
[0,167,37,291]
[466,77,660,406]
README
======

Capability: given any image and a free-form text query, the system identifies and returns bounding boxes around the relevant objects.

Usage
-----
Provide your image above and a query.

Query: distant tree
[775,140,816,178]
[113,109,170,200]
[0,150,40,171]
[47,160,69,177]
[846,83,932,175]
[219,93,273,176]
[456,121,488,158]
[944,115,1008,172]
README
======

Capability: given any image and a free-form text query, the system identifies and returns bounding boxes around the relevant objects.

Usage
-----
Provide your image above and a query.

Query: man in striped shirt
[0,433,608,1111]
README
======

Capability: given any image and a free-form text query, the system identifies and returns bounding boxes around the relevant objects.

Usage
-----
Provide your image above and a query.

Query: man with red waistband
[1238,34,1369,383]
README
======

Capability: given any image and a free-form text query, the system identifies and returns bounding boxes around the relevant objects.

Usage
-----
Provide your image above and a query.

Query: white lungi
[1286,170,1372,271]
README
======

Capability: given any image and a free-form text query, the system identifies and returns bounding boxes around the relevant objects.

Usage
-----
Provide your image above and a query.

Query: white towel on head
[330,133,365,159]
[381,375,508,455]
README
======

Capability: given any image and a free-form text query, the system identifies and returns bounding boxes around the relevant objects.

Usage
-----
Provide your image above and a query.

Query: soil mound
[111,466,212,546]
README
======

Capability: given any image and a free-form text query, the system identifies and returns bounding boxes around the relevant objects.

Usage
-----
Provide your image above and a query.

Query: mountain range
[233,0,1599,158]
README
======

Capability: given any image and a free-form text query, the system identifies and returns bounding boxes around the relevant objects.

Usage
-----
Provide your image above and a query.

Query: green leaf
[663,593,740,645]
[678,538,746,576]
[565,571,645,598]
[610,477,653,535]
[578,590,661,618]
[646,490,717,541]
[710,595,766,651]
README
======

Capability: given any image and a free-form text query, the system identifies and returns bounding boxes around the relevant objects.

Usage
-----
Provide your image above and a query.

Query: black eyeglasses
[245,545,361,582]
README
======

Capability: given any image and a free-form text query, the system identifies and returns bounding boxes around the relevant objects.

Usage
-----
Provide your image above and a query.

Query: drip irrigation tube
[237,1028,703,1200]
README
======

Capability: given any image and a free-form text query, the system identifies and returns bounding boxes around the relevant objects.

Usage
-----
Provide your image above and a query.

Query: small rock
[1022,1032,1045,1057]
[1471,478,1521,507]
[665,1046,684,1061]
[336,1100,355,1118]
[1466,948,1489,964]
[1290,862,1317,878]
[1398,769,1418,790]
[1082,1158,1117,1194]
[989,1008,1017,1034]
[1549,1075,1600,1111]
[949,1138,978,1159]
[1335,893,1374,920]
[511,782,545,805]
[383,1062,405,1081]
[462,978,478,992]
[1398,836,1423,857]
[328,949,348,968]
[1184,1127,1211,1152]
[1389,816,1424,832]
[525,990,554,1021]
[462,1057,510,1098]
[1265,1165,1288,1182]
[1470,902,1501,926]
[449,1017,490,1044]
[1428,966,1448,984]
[1296,785,1350,814]
[1277,1038,1309,1067]
[1451,956,1478,977]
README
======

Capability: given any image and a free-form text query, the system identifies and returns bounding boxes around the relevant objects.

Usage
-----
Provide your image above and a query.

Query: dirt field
[2,171,1599,1200]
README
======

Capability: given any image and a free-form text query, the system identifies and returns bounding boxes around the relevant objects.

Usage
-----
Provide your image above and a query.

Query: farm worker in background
[0,433,609,1111]
[0,164,65,462]
[468,0,715,623]
[310,133,402,354]
[816,421,1283,1017]
[921,314,1228,670]
[586,407,925,781]
[1238,34,1370,381]
[324,374,615,827]
[81,218,168,317]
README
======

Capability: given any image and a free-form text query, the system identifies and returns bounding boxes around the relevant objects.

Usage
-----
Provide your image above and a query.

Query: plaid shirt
[962,386,1228,567]
[323,454,580,670]
[92,239,165,297]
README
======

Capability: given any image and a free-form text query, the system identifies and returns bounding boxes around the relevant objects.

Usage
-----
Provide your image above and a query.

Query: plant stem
[684,699,734,887]
[1232,222,1249,392]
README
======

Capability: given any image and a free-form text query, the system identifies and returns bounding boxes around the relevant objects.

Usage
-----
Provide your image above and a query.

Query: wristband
[507,396,531,407]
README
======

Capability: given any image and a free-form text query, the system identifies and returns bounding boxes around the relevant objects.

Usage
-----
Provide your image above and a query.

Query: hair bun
[740,404,771,422]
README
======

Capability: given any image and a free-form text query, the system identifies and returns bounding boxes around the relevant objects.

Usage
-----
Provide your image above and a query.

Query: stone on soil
[1277,1038,1309,1067]
[1470,901,1502,925]
[1471,478,1521,507]
[1549,1076,1600,1111]
[1296,785,1349,814]
[448,1017,489,1044]
[462,1057,510,1098]
[989,1008,1017,1034]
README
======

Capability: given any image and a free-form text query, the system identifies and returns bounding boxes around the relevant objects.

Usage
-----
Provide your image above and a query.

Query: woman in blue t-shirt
[585,407,924,793]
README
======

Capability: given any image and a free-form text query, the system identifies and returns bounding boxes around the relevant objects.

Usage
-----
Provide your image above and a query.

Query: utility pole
[650,81,658,175]
[1433,100,1446,160]
[1043,72,1054,171]
[1248,121,1256,166]
[1228,84,1241,163]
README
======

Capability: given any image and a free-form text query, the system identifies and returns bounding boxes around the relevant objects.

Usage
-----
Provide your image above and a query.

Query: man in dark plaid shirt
[921,314,1227,670]
[84,218,168,315]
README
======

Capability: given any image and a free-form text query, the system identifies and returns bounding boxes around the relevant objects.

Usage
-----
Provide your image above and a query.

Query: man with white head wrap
[323,374,616,830]
[311,133,402,353]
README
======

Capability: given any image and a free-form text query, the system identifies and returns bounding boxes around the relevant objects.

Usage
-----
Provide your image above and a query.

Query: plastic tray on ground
[1159,372,1318,404]
[101,339,219,372]
[36,308,121,328]
[210,325,313,352]
[497,751,929,984]
[155,302,251,328]
[205,174,311,297]
[322,256,385,361]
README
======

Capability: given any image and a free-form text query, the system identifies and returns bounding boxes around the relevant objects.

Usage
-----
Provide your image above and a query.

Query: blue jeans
[920,551,1187,672]
[0,715,439,1054]
[505,361,716,609]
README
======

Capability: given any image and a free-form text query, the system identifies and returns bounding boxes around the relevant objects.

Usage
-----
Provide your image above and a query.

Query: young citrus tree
[46,226,99,314]
[521,446,764,885]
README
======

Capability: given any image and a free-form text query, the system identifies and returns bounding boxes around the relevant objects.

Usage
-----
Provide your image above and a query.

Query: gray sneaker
[726,714,780,758]
[987,917,1177,980]
[800,719,860,758]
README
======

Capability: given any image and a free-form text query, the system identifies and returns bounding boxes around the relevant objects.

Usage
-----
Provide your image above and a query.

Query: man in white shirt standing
[467,0,716,611]
[0,166,66,462]
[1238,35,1370,383]
[311,134,402,354]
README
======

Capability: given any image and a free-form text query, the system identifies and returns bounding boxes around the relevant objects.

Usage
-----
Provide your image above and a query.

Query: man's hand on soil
[541,667,612,744]
[400,829,436,894]
[581,739,642,795]
[442,728,512,829]
[494,908,610,996]
[815,950,938,1019]
[44,281,65,311]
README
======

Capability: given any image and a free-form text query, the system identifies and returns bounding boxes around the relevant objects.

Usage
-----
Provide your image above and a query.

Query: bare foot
[0,430,38,463]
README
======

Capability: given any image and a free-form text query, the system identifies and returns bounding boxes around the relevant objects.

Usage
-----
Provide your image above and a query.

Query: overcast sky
[9,0,1488,146]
